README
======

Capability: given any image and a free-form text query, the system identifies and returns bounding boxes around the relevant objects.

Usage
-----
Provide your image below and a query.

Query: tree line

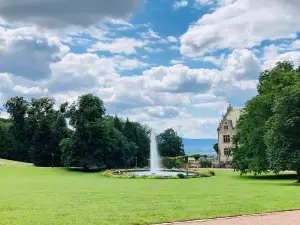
[0,94,185,170]
[232,62,300,182]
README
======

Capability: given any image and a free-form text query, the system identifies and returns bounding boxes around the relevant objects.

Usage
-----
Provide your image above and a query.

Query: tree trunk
[297,168,300,183]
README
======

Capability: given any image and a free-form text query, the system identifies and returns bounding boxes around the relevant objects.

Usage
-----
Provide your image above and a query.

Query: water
[150,131,161,173]
[127,131,197,176]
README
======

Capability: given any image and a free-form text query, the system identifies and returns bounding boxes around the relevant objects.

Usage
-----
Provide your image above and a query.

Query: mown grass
[0,166,299,225]
[0,158,32,167]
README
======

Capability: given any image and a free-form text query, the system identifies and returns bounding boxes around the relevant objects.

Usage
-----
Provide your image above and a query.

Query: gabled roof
[225,108,242,127]
[218,105,243,129]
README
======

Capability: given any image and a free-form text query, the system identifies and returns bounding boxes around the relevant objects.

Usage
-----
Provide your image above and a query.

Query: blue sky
[1,0,300,138]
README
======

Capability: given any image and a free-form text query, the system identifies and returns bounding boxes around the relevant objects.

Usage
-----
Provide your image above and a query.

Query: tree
[61,94,108,170]
[51,114,69,166]
[232,61,300,175]
[264,84,300,182]
[157,128,184,157]
[213,143,219,155]
[0,123,16,160]
[27,98,57,166]
[30,117,53,166]
[4,97,30,162]
[191,154,201,161]
[113,115,123,132]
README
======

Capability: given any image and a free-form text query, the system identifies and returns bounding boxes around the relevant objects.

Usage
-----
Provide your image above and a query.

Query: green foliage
[161,157,182,169]
[4,97,30,162]
[264,84,300,181]
[213,143,219,154]
[0,123,16,159]
[190,154,202,160]
[201,160,212,168]
[233,61,300,178]
[207,170,215,176]
[177,173,186,179]
[157,128,185,157]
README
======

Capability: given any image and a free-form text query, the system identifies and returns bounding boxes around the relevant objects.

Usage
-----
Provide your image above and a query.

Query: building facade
[217,105,242,164]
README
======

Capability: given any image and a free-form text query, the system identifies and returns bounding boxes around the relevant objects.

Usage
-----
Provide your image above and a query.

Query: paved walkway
[155,210,300,225]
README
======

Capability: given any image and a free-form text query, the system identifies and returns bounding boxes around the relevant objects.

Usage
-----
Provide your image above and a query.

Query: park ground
[0,159,299,225]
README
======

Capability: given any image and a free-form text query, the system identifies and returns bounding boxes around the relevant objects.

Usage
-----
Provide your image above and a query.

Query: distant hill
[183,138,217,156]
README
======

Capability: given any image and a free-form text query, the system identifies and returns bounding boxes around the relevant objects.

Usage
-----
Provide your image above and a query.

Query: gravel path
[154,210,300,225]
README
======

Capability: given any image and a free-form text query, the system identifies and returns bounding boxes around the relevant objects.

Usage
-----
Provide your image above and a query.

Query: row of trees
[232,62,300,182]
[0,94,185,170]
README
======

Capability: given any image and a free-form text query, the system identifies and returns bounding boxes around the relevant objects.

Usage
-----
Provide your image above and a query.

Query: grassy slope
[0,167,299,225]
[0,158,32,167]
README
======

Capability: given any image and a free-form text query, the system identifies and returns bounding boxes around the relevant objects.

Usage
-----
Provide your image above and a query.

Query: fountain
[150,131,161,174]
[123,131,197,177]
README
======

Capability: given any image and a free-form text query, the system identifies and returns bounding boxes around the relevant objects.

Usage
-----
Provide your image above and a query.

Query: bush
[208,170,215,176]
[177,173,186,179]
[201,160,212,168]
[161,157,183,169]
[200,172,211,177]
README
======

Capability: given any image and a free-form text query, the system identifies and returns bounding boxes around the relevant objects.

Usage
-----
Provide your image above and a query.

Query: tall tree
[4,97,30,162]
[28,98,57,166]
[264,84,300,182]
[61,94,108,170]
[51,114,69,166]
[232,61,300,176]
[157,128,184,157]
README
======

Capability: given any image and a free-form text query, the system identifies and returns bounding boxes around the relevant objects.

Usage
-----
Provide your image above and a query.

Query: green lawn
[0,166,299,225]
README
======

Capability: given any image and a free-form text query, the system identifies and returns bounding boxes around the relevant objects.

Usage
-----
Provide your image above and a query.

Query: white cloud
[170,45,180,51]
[0,26,69,80]
[144,47,164,53]
[142,64,220,93]
[12,85,48,95]
[167,36,178,42]
[147,106,182,118]
[173,0,189,10]
[202,54,225,66]
[291,40,300,50]
[0,111,9,119]
[140,28,161,39]
[170,60,184,65]
[181,0,300,57]
[263,51,300,70]
[224,49,261,81]
[0,0,145,28]
[88,38,147,55]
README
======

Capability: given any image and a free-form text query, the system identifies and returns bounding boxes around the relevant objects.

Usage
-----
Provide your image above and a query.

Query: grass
[0,158,32,167]
[0,165,299,225]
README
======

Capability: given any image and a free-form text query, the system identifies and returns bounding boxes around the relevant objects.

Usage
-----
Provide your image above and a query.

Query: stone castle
[216,104,242,165]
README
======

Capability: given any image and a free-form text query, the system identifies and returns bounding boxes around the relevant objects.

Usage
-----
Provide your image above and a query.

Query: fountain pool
[120,131,197,177]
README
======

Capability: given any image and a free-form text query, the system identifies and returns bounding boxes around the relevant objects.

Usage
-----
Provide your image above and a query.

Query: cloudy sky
[1,0,300,139]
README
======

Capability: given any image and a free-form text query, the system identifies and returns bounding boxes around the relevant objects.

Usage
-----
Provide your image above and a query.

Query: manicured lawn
[0,158,32,167]
[0,166,299,225]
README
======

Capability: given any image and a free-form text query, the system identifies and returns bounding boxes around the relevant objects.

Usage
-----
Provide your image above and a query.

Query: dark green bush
[177,173,186,179]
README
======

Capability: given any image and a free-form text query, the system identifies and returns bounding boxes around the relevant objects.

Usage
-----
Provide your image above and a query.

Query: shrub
[201,160,212,168]
[177,173,186,179]
[161,157,183,169]
[208,170,215,176]
[200,172,211,177]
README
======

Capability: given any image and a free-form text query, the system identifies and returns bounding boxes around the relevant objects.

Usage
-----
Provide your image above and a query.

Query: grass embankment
[0,164,299,225]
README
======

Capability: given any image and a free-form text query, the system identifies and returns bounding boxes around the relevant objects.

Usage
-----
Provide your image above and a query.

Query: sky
[1,0,300,139]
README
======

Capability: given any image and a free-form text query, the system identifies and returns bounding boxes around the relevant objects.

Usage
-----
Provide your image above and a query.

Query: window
[223,135,230,143]
[224,126,228,130]
[224,148,231,156]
